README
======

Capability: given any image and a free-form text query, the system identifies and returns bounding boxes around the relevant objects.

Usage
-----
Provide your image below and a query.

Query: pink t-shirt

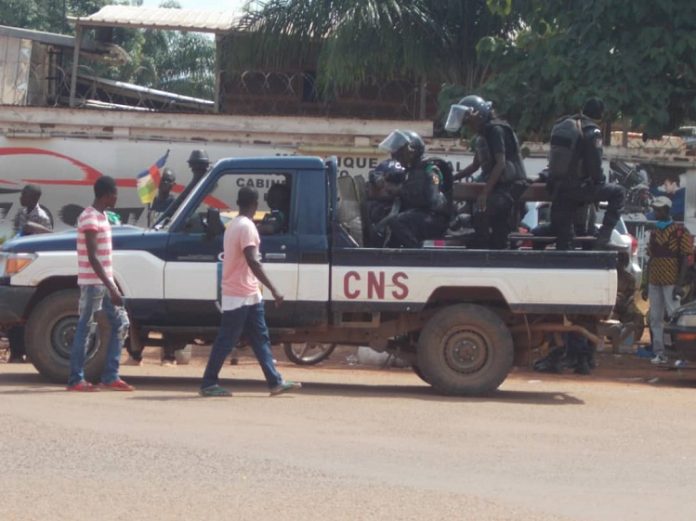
[76,206,113,286]
[221,215,261,298]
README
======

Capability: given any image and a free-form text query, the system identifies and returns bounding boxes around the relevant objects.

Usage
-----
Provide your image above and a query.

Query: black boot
[574,353,591,375]
[594,225,613,250]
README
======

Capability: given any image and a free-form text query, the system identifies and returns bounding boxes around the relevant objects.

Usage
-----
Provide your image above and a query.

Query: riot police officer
[548,98,625,250]
[378,130,449,248]
[365,159,406,247]
[446,95,528,249]
[154,149,211,225]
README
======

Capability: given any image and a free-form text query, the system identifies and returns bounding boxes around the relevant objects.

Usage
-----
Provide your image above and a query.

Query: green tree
[238,0,521,92]
[0,0,111,33]
[482,0,696,139]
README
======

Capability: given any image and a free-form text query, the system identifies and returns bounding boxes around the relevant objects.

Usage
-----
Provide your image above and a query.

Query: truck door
[163,170,300,327]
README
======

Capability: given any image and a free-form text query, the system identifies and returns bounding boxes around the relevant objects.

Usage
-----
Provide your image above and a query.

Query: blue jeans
[201,303,282,390]
[68,285,129,386]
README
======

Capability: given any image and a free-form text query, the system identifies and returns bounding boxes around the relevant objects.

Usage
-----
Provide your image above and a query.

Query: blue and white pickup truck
[0,157,617,394]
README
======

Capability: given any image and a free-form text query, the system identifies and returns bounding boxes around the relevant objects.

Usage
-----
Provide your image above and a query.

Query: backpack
[548,116,584,182]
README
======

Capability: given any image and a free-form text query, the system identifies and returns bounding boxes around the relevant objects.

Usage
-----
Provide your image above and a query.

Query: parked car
[665,302,696,363]
[519,202,641,278]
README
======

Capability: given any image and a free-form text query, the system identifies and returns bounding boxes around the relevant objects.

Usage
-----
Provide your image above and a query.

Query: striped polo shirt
[76,206,113,285]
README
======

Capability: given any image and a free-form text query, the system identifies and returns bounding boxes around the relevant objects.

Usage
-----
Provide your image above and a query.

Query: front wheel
[283,342,336,365]
[417,304,514,395]
[25,289,107,383]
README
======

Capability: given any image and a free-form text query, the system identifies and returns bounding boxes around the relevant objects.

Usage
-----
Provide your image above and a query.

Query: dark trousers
[387,210,449,248]
[473,182,527,250]
[201,303,283,390]
[551,182,625,250]
[7,326,25,360]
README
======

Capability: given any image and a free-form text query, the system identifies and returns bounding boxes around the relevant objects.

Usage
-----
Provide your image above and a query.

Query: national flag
[136,150,169,204]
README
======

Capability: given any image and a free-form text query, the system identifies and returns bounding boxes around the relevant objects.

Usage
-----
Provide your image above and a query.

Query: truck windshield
[156,171,213,230]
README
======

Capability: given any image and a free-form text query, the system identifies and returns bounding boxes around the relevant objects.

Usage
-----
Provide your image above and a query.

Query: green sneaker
[199,385,232,397]
[270,380,302,396]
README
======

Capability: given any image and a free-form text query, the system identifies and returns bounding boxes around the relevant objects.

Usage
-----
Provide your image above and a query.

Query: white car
[520,202,641,279]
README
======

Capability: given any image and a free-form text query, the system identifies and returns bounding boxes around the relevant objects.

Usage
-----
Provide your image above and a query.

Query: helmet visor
[444,104,474,133]
[378,130,410,154]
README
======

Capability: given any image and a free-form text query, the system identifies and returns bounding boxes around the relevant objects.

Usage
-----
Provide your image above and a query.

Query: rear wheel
[417,304,514,395]
[283,342,336,365]
[25,289,107,383]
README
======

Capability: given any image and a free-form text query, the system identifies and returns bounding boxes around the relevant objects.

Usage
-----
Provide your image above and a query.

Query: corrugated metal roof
[72,6,242,33]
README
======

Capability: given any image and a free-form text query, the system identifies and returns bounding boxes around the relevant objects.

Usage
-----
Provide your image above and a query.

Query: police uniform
[387,161,449,248]
[473,120,528,250]
[550,115,625,250]
[258,209,288,235]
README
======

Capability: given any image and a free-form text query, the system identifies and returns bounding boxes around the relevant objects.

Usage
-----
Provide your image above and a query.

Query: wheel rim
[442,329,489,374]
[289,342,334,363]
[50,315,99,362]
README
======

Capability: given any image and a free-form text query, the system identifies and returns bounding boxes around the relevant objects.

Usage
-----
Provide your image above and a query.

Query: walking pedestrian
[641,196,693,364]
[199,187,301,397]
[67,176,133,392]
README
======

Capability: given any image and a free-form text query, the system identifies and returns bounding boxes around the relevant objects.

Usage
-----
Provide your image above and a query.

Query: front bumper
[0,285,35,325]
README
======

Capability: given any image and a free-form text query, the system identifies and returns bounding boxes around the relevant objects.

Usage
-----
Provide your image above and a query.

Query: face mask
[655,219,672,230]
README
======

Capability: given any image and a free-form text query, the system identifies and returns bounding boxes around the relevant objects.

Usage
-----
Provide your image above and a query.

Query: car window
[182,172,290,234]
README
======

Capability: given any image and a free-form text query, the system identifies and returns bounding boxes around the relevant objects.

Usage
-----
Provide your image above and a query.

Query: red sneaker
[99,379,135,391]
[66,381,98,392]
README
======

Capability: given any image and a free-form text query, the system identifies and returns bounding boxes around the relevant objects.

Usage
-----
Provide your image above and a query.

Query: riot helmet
[265,182,290,212]
[378,130,426,168]
[369,159,406,185]
[188,149,210,180]
[444,95,493,133]
[187,149,210,166]
[582,97,605,121]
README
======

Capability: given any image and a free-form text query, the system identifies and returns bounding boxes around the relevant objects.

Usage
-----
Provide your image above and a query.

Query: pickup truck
[0,156,617,395]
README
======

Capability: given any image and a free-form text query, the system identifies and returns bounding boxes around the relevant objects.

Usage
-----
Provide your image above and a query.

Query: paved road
[1,358,695,521]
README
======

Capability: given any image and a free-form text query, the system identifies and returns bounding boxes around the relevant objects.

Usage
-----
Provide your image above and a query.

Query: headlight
[677,314,696,327]
[0,252,37,278]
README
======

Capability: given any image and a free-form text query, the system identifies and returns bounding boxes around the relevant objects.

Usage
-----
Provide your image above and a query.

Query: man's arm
[674,231,693,298]
[22,221,52,235]
[584,127,604,184]
[453,155,480,181]
[85,230,122,306]
[243,245,284,306]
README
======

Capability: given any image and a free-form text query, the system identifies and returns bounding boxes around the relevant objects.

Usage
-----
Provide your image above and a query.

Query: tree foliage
[0,0,214,99]
[239,0,520,91]
[0,0,109,33]
[481,0,696,138]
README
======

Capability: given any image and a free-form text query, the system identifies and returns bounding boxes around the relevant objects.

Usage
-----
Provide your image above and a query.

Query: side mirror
[205,208,225,239]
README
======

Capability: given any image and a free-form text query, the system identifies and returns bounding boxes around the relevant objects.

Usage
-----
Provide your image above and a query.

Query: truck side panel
[330,248,617,316]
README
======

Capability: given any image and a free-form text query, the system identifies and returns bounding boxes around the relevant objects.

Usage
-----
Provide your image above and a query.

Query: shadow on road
[0,371,584,406]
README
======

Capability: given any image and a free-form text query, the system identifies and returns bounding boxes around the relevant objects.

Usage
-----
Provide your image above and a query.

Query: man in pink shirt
[67,176,132,392]
[200,187,301,397]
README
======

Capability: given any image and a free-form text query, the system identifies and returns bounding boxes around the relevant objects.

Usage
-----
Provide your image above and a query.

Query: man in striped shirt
[67,176,133,392]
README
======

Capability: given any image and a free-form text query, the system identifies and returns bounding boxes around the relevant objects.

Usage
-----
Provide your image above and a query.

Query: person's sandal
[269,381,302,396]
[199,384,232,397]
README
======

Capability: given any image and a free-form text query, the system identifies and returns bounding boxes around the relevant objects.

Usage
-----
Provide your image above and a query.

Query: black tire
[25,289,107,383]
[283,342,336,365]
[411,364,430,384]
[416,304,514,395]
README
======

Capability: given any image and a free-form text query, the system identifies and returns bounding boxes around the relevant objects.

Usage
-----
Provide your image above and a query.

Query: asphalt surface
[1,353,695,521]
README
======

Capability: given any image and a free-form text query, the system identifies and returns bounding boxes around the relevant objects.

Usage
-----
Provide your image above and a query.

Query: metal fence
[220,70,432,120]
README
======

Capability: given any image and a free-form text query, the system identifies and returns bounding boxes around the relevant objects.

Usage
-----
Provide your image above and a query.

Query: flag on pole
[136,150,169,204]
